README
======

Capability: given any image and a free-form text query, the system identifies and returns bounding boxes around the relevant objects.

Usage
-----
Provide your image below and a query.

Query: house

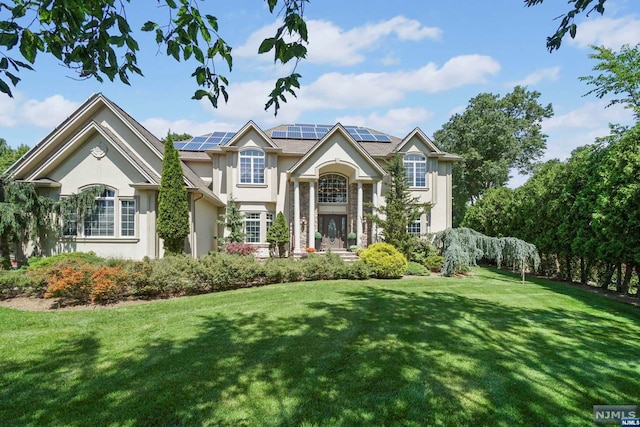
[6,93,460,260]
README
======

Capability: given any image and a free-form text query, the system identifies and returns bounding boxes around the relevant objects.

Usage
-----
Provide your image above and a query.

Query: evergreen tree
[266,211,289,257]
[157,133,190,255]
[218,195,245,243]
[366,155,430,258]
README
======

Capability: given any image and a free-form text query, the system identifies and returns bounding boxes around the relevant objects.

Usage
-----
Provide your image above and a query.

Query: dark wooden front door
[319,215,347,250]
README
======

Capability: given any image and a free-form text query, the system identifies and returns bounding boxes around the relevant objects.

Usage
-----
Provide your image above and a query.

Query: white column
[308,180,316,249]
[357,182,363,247]
[372,182,378,243]
[293,179,301,253]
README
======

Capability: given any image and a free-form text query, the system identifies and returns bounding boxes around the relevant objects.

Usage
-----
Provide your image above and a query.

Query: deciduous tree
[580,44,640,119]
[433,86,553,225]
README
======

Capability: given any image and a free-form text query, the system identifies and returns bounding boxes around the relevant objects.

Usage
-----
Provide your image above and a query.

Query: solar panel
[375,134,392,142]
[200,143,217,150]
[191,136,208,143]
[173,142,188,149]
[271,131,287,138]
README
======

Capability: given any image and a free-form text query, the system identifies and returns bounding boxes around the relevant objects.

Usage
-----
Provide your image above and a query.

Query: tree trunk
[580,257,586,284]
[0,235,11,270]
[619,262,632,294]
[635,264,640,298]
[616,263,623,292]
[565,254,572,282]
[601,264,615,289]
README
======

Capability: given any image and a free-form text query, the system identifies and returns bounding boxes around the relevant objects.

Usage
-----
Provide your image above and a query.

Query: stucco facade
[7,93,460,260]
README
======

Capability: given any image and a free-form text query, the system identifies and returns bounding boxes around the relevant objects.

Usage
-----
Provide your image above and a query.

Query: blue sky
[1,0,639,186]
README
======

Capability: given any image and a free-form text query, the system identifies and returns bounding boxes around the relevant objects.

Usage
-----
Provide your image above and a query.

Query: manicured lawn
[1,268,639,426]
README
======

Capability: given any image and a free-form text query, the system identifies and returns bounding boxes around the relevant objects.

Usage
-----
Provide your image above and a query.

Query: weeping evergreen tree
[0,175,103,269]
[218,195,245,243]
[157,133,190,255]
[266,211,289,257]
[433,227,540,278]
[366,155,431,258]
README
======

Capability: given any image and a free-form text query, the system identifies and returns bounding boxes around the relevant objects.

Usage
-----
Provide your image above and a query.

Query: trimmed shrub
[146,255,198,297]
[343,260,372,280]
[90,265,128,304]
[424,255,444,273]
[42,260,95,304]
[359,242,407,279]
[194,253,262,291]
[300,251,346,281]
[406,261,430,276]
[262,258,303,284]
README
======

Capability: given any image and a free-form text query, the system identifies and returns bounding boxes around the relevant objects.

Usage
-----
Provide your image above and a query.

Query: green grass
[1,268,639,426]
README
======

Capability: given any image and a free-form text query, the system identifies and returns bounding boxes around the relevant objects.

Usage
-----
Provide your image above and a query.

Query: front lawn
[1,268,638,426]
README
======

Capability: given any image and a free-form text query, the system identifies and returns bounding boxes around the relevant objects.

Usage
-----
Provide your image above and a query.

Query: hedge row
[0,247,413,306]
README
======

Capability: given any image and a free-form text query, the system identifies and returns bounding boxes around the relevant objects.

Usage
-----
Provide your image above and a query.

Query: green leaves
[0,0,309,114]
[525,0,607,52]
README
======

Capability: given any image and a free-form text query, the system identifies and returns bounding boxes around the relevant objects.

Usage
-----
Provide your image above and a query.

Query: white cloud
[569,16,640,48]
[542,100,633,132]
[235,16,441,67]
[20,95,80,128]
[0,93,80,128]
[141,118,239,139]
[542,101,635,161]
[194,55,500,123]
[508,66,561,87]
[335,107,434,135]
[0,93,20,127]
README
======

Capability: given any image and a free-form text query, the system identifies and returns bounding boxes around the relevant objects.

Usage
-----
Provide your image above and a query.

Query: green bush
[343,260,372,280]
[145,255,198,297]
[193,253,262,291]
[262,258,303,284]
[406,261,430,276]
[407,239,438,264]
[424,255,444,273]
[26,251,104,271]
[300,252,346,280]
[0,270,39,299]
[359,242,407,279]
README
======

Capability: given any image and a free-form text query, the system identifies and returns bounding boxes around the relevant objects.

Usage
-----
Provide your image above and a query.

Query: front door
[319,215,347,250]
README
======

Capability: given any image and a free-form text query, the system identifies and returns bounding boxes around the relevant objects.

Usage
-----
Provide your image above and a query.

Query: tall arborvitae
[157,133,190,255]
[366,154,430,258]
[266,211,289,257]
[218,195,245,243]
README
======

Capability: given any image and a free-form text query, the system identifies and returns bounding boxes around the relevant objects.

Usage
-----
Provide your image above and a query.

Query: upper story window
[404,154,427,187]
[318,174,347,203]
[240,149,265,184]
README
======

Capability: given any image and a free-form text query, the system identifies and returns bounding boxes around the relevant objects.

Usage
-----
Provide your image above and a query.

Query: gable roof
[287,124,387,178]
[8,93,223,205]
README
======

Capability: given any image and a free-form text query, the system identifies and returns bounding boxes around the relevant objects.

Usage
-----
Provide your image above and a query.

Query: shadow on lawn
[2,283,640,426]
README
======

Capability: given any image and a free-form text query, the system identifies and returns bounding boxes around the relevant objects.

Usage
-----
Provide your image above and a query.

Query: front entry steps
[296,249,359,262]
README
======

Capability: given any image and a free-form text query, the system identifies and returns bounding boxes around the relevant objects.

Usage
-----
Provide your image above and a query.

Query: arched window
[404,154,426,187]
[318,174,347,203]
[84,188,115,236]
[240,149,265,184]
[63,186,136,238]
